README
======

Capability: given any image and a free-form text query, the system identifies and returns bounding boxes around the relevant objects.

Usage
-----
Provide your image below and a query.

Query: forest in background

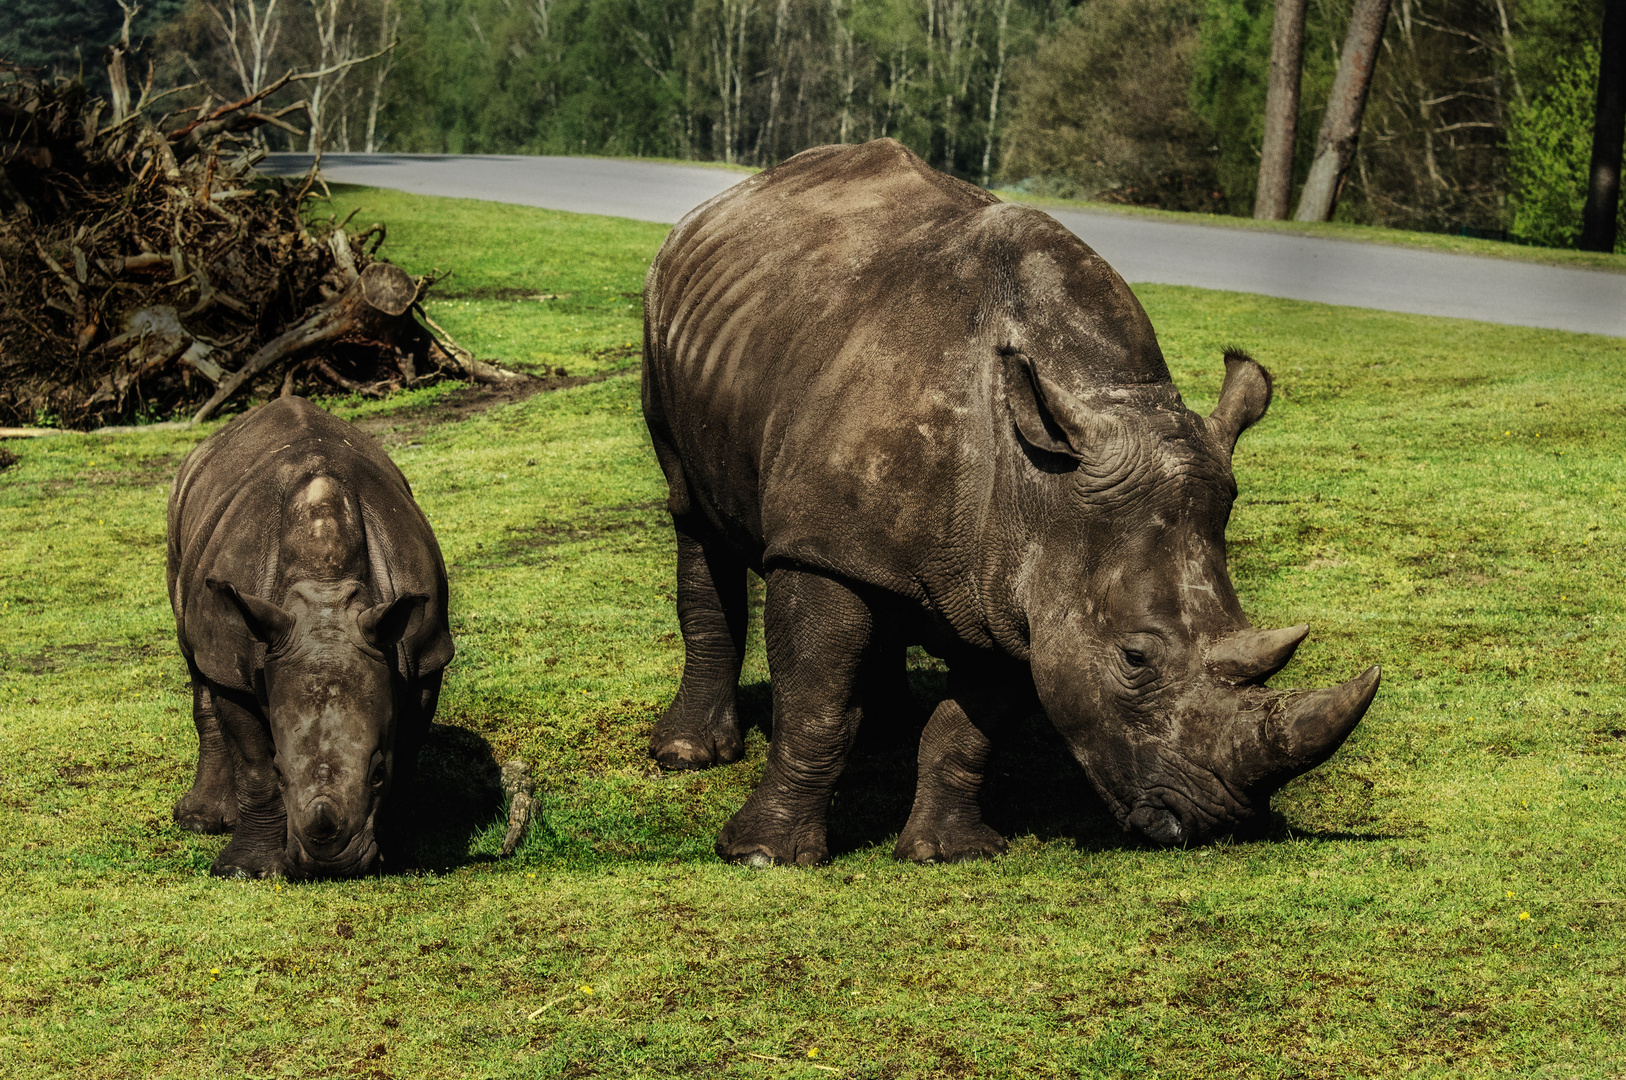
[1,0,1619,247]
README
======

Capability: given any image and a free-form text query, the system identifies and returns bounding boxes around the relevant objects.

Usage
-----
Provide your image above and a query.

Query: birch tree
[979,0,1010,185]
[208,0,283,99]
[362,0,401,152]
[305,0,360,152]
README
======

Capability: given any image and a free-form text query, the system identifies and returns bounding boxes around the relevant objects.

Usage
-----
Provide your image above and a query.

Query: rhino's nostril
[305,798,341,844]
[1128,805,1184,845]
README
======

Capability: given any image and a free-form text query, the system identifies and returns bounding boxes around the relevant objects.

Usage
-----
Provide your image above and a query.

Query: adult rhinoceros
[641,139,1378,865]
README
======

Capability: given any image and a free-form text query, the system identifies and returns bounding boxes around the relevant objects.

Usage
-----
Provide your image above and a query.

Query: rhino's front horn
[1275,665,1381,773]
[1209,624,1309,683]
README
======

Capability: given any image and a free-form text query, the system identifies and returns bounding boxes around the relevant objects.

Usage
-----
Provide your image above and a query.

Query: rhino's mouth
[287,829,380,879]
[1120,758,1260,845]
[1126,804,1187,844]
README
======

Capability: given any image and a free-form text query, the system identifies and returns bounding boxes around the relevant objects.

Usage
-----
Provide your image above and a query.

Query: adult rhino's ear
[1002,350,1088,459]
[1206,349,1273,453]
[358,593,429,650]
[206,578,295,648]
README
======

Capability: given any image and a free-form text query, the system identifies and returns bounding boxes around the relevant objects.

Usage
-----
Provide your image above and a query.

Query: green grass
[321,184,668,378]
[2,189,1625,1078]
[995,189,1626,274]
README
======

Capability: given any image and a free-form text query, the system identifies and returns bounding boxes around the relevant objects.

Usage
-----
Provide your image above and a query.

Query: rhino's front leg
[209,687,289,879]
[715,567,874,867]
[172,663,239,834]
[650,520,748,770]
[894,663,1035,863]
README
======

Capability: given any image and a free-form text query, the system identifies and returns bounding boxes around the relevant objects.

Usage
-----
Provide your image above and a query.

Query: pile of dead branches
[0,50,518,431]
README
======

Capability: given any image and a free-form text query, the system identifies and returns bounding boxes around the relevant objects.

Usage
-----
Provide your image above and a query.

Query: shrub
[1000,0,1226,211]
[1507,42,1626,251]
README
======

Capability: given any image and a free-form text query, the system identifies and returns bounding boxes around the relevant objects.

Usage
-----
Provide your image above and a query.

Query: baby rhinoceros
[167,397,453,878]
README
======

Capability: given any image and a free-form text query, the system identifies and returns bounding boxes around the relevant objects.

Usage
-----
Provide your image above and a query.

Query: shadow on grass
[389,723,509,874]
[734,673,1397,858]
[732,671,1128,857]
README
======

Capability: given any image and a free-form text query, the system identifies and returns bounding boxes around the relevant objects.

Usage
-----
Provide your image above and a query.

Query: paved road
[265,152,1626,337]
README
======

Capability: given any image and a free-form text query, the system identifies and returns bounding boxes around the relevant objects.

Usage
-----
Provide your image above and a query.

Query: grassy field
[1,187,1624,1078]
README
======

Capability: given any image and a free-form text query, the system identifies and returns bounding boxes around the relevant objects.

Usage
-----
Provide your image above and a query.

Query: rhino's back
[644,139,1169,601]
[169,398,450,691]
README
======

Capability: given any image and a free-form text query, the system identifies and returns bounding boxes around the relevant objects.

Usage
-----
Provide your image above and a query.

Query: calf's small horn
[1209,624,1310,683]
[1276,665,1381,772]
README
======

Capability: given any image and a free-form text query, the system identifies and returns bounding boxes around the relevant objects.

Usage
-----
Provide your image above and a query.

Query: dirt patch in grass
[353,365,639,447]
[3,640,171,674]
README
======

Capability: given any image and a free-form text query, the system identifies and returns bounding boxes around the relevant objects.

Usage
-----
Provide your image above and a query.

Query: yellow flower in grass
[580,985,593,995]
[1519,911,1531,921]
[808,1048,820,1059]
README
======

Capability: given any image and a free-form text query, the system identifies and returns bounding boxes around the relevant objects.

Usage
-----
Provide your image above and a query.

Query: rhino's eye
[369,752,387,789]
[1121,647,1149,668]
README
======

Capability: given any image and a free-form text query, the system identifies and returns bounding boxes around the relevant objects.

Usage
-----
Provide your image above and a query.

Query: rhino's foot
[715,810,827,867]
[893,817,1008,864]
[649,705,743,771]
[209,840,286,880]
[173,789,238,835]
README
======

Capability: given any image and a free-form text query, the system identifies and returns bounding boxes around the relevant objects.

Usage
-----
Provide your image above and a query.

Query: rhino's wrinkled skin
[167,397,453,878]
[642,139,1380,865]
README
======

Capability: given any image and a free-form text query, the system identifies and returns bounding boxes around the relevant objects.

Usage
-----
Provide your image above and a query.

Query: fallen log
[499,758,535,858]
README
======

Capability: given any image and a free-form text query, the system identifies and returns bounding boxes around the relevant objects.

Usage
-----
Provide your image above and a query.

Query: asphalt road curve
[265,152,1626,338]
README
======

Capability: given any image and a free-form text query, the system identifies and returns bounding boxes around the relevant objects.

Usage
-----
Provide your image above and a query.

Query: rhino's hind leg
[172,671,239,834]
[650,521,748,770]
[715,568,873,867]
[894,667,1032,863]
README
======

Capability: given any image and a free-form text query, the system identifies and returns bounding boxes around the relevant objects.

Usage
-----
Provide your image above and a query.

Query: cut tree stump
[191,262,420,424]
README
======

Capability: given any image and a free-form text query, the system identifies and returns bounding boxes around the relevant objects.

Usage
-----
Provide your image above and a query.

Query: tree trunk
[831,0,855,144]
[1254,0,1307,219]
[104,2,137,125]
[364,0,401,153]
[1293,0,1392,222]
[1580,0,1625,252]
[755,0,790,164]
[979,0,1011,187]
[1492,0,1526,109]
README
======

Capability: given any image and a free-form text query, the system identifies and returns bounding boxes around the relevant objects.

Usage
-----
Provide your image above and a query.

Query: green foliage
[378,0,693,157]
[1001,0,1227,210]
[1188,0,1338,216]
[2,188,1626,1075]
[1507,41,1626,252]
[140,0,1060,176]
[1188,0,1271,210]
[0,0,188,86]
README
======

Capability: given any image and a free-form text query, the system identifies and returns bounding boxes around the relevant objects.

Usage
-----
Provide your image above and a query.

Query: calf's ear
[1206,349,1273,452]
[206,579,295,647]
[358,593,430,649]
